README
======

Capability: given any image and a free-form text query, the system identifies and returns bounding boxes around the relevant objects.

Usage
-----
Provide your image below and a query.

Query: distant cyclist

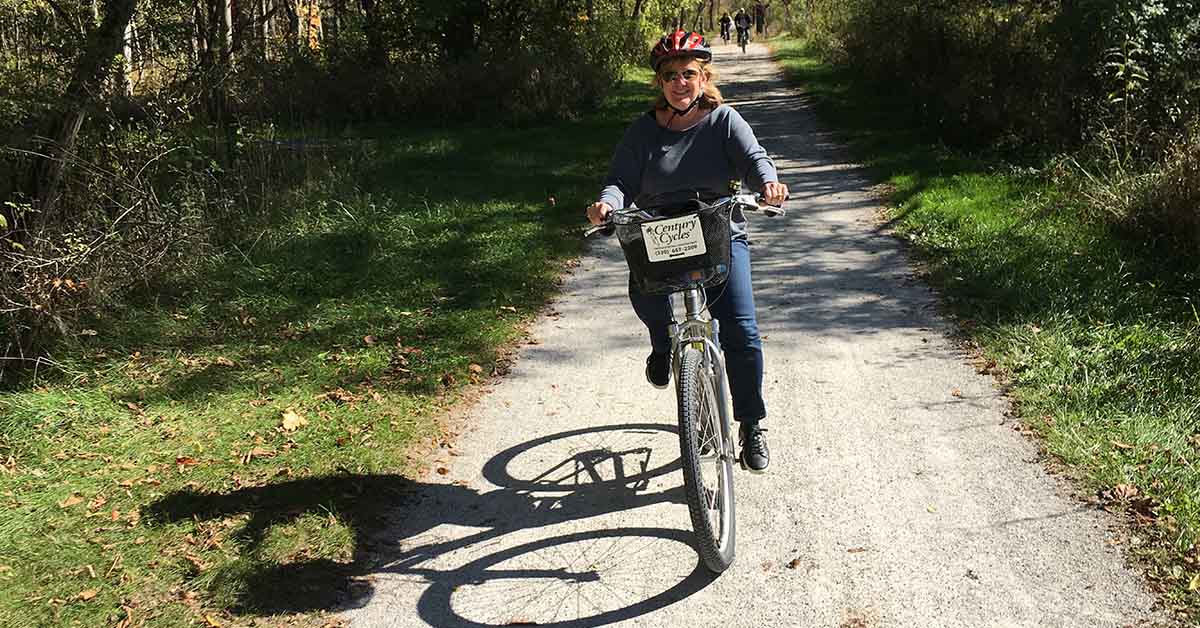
[719,11,733,44]
[734,8,752,47]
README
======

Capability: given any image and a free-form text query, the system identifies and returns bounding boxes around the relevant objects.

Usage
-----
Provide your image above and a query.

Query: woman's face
[658,58,707,112]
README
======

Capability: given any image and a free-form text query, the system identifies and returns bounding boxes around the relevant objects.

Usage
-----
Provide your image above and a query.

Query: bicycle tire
[676,345,735,572]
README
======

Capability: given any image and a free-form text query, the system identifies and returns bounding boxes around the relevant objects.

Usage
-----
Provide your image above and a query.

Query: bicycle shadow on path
[143,423,713,625]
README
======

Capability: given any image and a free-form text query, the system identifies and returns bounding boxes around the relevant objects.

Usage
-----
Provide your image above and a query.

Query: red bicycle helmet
[650,30,712,70]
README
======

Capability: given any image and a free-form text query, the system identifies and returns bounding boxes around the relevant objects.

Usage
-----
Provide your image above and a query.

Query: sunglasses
[660,69,701,83]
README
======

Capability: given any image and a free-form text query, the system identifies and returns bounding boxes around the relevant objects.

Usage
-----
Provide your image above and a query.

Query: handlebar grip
[584,223,615,238]
[754,192,788,217]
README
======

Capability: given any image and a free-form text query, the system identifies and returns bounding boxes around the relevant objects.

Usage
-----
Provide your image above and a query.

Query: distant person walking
[754,1,767,36]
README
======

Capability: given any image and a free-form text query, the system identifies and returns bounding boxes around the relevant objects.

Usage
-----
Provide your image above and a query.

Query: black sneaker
[739,421,769,473]
[645,352,670,389]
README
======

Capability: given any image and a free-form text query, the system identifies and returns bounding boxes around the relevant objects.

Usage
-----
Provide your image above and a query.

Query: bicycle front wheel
[676,346,736,572]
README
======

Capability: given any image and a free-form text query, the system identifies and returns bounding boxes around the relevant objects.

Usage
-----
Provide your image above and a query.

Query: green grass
[0,70,656,628]
[770,37,1200,618]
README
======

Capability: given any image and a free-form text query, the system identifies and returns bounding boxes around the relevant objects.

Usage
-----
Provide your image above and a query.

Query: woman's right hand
[587,201,612,225]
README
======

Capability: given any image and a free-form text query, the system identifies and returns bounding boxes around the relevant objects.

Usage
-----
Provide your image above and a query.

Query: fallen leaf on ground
[499,306,517,313]
[58,495,84,509]
[363,335,378,345]
[1190,573,1200,591]
[317,389,357,404]
[1110,440,1135,450]
[175,456,199,466]
[184,554,207,572]
[847,547,869,553]
[214,357,236,367]
[436,467,449,475]
[241,447,275,464]
[468,363,483,374]
[786,558,802,569]
[950,388,963,398]
[1111,483,1140,500]
[77,589,98,601]
[281,409,308,432]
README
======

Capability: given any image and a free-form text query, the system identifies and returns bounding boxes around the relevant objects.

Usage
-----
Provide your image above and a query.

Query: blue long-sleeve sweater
[598,104,778,240]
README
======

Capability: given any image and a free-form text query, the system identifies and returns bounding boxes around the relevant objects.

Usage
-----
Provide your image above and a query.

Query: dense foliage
[794,0,1200,154]
[0,0,716,378]
[789,0,1199,248]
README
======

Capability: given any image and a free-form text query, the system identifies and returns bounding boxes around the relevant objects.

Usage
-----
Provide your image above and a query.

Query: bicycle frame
[669,287,735,459]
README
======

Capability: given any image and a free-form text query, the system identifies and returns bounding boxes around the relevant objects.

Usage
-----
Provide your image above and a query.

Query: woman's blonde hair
[652,59,723,111]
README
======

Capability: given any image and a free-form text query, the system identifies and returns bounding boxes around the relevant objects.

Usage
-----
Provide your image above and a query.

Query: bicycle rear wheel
[676,346,735,572]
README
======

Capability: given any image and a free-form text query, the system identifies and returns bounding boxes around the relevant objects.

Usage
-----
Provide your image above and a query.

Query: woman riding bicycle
[586,30,788,473]
[719,12,733,43]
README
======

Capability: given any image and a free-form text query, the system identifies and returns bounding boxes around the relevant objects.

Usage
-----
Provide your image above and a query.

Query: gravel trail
[341,42,1165,628]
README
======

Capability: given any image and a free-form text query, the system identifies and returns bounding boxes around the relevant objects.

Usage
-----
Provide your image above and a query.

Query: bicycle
[720,24,731,45]
[585,190,785,572]
[737,27,749,53]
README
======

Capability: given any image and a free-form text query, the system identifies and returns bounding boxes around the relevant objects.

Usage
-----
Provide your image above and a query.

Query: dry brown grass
[1146,128,1200,246]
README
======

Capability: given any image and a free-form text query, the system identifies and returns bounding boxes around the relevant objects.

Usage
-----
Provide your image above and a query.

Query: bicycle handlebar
[583,193,786,238]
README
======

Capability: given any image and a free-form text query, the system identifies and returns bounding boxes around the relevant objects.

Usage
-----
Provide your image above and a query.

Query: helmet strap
[666,95,701,124]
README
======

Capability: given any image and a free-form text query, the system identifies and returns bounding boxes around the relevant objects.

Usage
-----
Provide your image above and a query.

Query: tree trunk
[631,0,644,20]
[27,0,137,233]
[192,0,206,63]
[260,0,269,58]
[221,0,232,57]
[586,0,593,21]
[325,0,341,48]
[284,0,298,49]
[121,16,134,94]
[359,0,384,66]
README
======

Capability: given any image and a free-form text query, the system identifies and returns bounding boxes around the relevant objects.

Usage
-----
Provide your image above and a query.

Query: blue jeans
[629,238,766,423]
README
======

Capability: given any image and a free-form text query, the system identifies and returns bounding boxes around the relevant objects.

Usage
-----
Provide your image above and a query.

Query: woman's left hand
[762,181,789,206]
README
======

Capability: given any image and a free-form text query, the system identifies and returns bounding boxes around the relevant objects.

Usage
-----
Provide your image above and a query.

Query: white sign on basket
[641,214,707,262]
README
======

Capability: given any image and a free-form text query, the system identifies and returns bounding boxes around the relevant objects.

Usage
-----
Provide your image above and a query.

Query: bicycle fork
[669,288,736,460]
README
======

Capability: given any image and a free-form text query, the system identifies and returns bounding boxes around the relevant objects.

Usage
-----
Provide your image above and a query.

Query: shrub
[1140,127,1200,246]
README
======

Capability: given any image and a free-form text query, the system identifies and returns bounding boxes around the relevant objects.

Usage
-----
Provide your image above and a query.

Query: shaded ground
[165,42,1168,627]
